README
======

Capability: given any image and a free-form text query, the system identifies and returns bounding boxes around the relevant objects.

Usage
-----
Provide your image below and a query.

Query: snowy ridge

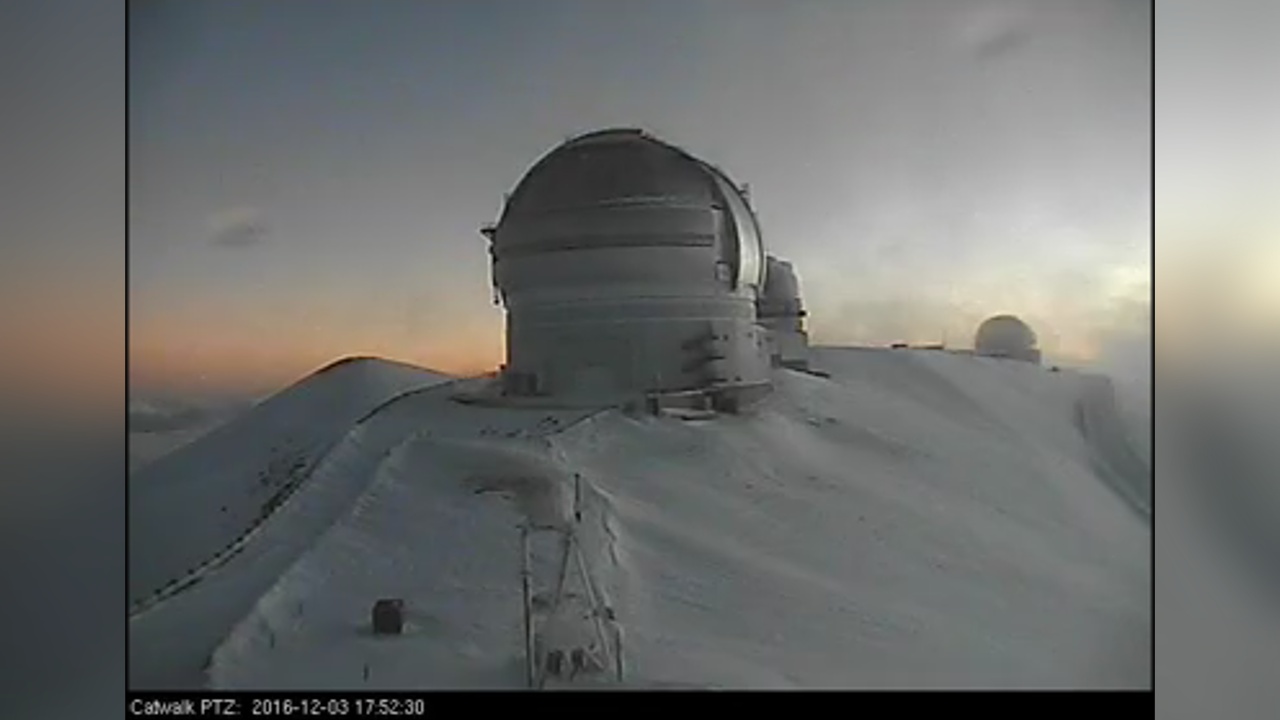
[898,349,1151,519]
[207,428,432,686]
[207,404,605,689]
[131,348,1150,689]
[540,363,1148,687]
[129,385,461,687]
[1073,376,1152,519]
[128,382,458,618]
[129,358,450,607]
[127,361,453,688]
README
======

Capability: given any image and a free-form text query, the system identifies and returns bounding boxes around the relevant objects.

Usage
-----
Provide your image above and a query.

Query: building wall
[505,303,769,399]
[770,325,811,369]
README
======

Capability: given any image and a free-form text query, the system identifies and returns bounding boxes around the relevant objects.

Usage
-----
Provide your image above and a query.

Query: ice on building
[756,255,809,369]
[483,128,773,405]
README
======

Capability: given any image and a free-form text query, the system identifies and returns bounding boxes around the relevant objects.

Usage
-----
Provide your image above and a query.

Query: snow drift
[129,347,1150,689]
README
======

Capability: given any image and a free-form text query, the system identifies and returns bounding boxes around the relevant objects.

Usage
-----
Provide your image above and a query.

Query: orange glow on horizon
[130,311,503,398]
[1,270,125,421]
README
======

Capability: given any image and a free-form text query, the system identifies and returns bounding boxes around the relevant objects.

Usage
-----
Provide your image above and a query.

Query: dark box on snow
[371,598,404,635]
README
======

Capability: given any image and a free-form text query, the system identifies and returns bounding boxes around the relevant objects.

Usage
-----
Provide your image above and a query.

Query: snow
[128,397,241,472]
[129,347,1150,689]
[128,358,451,687]
[130,421,227,472]
[129,358,451,609]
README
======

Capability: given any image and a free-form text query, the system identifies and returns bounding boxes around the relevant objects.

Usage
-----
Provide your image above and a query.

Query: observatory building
[756,255,810,369]
[974,314,1041,364]
[483,128,772,403]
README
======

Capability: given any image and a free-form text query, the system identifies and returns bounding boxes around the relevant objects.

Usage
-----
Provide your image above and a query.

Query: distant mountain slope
[130,420,232,473]
[128,357,452,610]
[180,347,1150,690]
[129,397,248,472]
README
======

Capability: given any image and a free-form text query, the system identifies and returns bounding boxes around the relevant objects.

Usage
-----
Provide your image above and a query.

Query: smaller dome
[758,256,803,318]
[975,314,1039,362]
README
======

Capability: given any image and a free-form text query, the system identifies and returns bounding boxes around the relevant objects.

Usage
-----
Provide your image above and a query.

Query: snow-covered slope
[129,348,1150,689]
[128,358,451,610]
[130,418,233,473]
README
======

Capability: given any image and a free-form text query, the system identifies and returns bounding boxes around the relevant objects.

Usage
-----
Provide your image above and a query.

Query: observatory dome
[757,256,810,369]
[490,128,765,292]
[974,314,1041,364]
[485,128,772,401]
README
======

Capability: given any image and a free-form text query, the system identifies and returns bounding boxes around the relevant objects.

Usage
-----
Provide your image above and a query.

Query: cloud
[128,399,208,434]
[1090,299,1151,398]
[128,395,251,434]
[207,206,269,248]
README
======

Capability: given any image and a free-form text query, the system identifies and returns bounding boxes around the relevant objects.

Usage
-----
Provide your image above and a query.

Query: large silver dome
[484,128,773,400]
[491,128,764,292]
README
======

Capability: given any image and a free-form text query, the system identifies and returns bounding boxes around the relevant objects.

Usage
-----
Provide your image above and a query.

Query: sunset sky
[129,0,1152,400]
